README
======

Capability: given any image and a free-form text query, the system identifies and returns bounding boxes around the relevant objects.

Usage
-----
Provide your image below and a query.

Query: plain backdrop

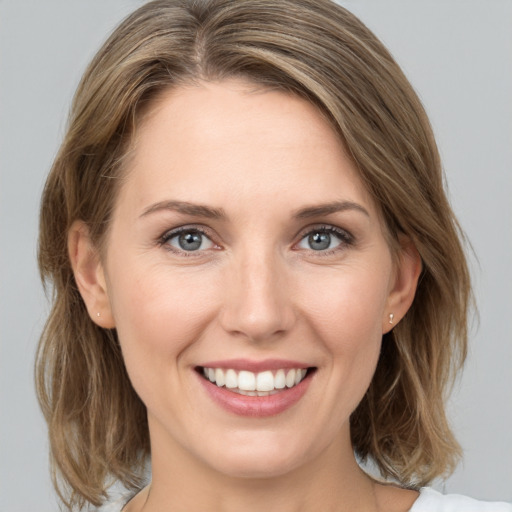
[1,1,511,510]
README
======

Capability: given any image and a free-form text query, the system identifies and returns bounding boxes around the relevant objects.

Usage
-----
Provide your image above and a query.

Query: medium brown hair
[37,0,471,508]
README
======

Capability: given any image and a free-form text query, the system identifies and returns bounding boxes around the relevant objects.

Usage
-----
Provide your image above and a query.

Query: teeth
[238,371,256,391]
[295,369,307,385]
[201,367,309,393]
[225,369,237,389]
[285,369,296,388]
[215,368,225,387]
[274,369,286,389]
[256,370,274,391]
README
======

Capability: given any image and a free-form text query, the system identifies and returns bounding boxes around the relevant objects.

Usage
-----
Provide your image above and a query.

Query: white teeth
[239,390,257,396]
[201,366,309,393]
[285,369,296,388]
[238,371,256,391]
[215,368,225,387]
[225,369,237,389]
[274,369,286,389]
[256,370,274,392]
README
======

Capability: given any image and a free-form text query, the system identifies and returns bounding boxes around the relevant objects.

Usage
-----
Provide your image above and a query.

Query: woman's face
[94,80,413,478]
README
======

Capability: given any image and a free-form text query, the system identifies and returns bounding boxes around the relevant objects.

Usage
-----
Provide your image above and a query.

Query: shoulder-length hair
[37,0,471,508]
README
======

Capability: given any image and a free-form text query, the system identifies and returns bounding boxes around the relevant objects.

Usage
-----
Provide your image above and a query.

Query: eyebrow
[139,199,369,221]
[140,200,226,219]
[292,201,370,219]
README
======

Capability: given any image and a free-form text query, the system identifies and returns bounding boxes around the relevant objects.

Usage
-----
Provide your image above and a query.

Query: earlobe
[382,236,422,334]
[68,221,115,328]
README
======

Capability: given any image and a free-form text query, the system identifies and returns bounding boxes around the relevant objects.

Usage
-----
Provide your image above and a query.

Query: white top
[410,488,512,511]
[97,487,512,511]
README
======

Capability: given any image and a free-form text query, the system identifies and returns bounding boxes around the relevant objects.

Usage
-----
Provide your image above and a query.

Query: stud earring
[388,313,394,324]
[96,312,101,317]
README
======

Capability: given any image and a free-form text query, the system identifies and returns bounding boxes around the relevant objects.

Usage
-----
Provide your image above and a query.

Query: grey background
[1,1,510,510]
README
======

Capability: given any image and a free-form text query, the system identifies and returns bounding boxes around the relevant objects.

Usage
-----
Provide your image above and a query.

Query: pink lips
[196,359,314,418]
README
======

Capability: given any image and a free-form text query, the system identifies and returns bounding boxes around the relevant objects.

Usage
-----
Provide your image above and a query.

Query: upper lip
[197,358,312,372]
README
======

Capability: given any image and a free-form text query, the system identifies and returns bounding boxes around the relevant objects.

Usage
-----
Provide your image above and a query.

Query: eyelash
[295,224,355,256]
[158,224,354,257]
[158,225,217,257]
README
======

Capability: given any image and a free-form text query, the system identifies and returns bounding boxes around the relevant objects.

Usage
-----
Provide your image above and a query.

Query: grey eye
[167,230,214,252]
[178,232,202,251]
[297,229,343,251]
[308,232,331,250]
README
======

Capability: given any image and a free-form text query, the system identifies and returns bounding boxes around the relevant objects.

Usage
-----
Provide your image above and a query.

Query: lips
[196,360,315,417]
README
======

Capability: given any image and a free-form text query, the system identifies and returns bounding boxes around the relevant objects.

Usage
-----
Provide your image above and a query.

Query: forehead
[118,79,376,218]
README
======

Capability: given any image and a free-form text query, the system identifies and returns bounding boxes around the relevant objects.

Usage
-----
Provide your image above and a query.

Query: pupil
[309,232,330,250]
[179,232,202,251]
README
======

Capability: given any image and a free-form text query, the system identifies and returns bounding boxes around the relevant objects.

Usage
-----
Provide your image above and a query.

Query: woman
[36,1,511,511]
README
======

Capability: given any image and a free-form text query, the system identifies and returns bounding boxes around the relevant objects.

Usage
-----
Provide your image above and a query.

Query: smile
[200,367,309,396]
[196,361,316,417]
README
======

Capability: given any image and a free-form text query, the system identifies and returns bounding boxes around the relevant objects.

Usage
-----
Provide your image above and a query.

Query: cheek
[299,263,390,350]
[106,259,221,385]
[297,264,390,403]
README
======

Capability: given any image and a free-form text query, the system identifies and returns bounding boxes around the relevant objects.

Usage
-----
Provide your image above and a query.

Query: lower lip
[197,371,313,417]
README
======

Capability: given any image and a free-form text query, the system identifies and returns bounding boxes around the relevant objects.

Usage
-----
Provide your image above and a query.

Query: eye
[296,226,352,252]
[162,228,216,253]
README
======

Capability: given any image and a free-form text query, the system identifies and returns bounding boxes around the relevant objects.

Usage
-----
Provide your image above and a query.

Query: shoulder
[93,487,134,512]
[94,500,124,512]
[410,488,512,512]
[94,495,129,512]
[94,484,149,512]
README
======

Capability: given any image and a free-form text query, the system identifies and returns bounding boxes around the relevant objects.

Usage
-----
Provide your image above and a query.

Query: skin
[69,80,422,512]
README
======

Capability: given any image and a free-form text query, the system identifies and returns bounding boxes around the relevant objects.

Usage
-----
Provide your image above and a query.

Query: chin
[197,431,311,479]
[210,452,302,480]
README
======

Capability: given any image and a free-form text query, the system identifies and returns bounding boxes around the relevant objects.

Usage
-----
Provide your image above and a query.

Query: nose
[219,248,296,343]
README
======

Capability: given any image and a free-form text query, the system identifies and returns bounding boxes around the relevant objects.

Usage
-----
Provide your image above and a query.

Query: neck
[141,418,379,512]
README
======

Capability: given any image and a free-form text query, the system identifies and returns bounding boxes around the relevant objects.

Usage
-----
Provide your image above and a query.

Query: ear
[382,236,422,334]
[68,220,115,328]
